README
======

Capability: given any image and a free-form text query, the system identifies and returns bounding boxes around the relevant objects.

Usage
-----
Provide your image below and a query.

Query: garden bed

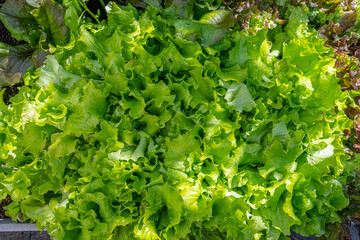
[0,219,50,240]
[0,232,50,240]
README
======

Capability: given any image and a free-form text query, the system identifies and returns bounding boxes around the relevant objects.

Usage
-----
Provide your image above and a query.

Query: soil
[0,195,12,218]
[2,82,23,105]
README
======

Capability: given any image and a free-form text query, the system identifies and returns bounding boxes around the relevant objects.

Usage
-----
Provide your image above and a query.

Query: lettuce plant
[0,1,354,239]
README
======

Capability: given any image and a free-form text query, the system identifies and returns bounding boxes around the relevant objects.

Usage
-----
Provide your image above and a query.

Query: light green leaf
[225,83,256,112]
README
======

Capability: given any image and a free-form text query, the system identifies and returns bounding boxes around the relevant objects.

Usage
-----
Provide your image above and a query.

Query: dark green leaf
[0,42,41,87]
[0,0,39,43]
[32,0,70,46]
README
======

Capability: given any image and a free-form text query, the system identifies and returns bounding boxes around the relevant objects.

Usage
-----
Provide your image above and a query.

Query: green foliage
[0,0,355,239]
[0,0,73,87]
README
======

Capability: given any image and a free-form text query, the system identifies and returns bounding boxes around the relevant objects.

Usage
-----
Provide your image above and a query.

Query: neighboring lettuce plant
[0,0,71,87]
[0,1,354,240]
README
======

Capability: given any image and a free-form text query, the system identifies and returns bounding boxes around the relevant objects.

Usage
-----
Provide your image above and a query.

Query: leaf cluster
[0,1,356,240]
